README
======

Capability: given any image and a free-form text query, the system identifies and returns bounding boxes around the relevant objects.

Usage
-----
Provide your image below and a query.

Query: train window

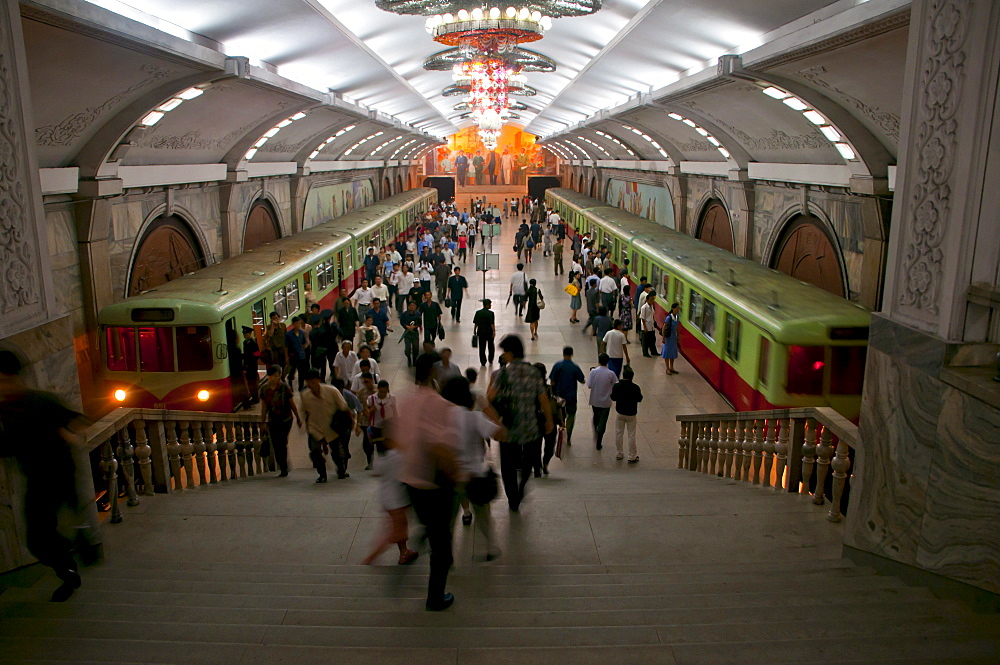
[759,337,770,385]
[317,260,335,291]
[701,299,717,341]
[336,251,345,283]
[830,346,867,394]
[106,327,137,371]
[725,314,741,361]
[138,327,174,372]
[252,300,265,328]
[674,280,684,310]
[177,326,213,371]
[273,287,288,319]
[651,265,663,296]
[284,280,300,315]
[689,290,703,327]
[787,345,826,395]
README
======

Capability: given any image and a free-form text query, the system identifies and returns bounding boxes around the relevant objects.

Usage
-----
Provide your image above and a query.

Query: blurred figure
[241,326,261,405]
[0,350,95,602]
[360,429,419,566]
[299,369,350,483]
[390,354,463,611]
[259,364,301,476]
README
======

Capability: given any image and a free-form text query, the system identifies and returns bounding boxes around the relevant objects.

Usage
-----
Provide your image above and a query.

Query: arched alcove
[243,199,281,252]
[396,174,404,192]
[697,199,734,253]
[770,215,846,298]
[577,173,585,192]
[382,177,391,198]
[589,177,598,198]
[127,215,205,296]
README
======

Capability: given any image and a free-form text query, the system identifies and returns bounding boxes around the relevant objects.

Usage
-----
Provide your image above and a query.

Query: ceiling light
[682,118,696,128]
[718,147,730,158]
[291,112,307,120]
[276,119,293,128]
[458,9,469,19]
[139,111,164,127]
[156,98,183,112]
[819,125,842,142]
[762,86,787,99]
[834,143,856,160]
[309,151,320,159]
[254,137,269,148]
[490,7,501,19]
[802,110,825,125]
[707,136,720,146]
[695,127,709,137]
[667,113,683,121]
[782,97,808,111]
[244,148,258,160]
[471,7,483,19]
[264,127,281,138]
[177,87,204,100]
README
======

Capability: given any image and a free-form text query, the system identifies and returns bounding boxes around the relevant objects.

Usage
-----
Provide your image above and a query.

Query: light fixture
[113,389,127,402]
[762,86,787,99]
[782,97,808,111]
[196,390,210,402]
[682,118,697,128]
[834,143,856,160]
[244,111,311,161]
[718,147,731,159]
[802,110,825,125]
[139,111,164,127]
[156,98,183,112]
[176,87,204,100]
[819,125,842,142]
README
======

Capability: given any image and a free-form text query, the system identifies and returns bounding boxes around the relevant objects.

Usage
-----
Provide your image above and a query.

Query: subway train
[546,188,870,420]
[97,188,436,413]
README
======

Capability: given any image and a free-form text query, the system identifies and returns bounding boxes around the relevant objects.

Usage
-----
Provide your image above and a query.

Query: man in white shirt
[370,275,390,313]
[602,319,630,377]
[353,280,374,319]
[598,268,619,316]
[300,369,351,482]
[547,210,560,226]
[639,293,658,358]
[351,346,380,380]
[332,341,358,383]
[571,257,583,276]
[441,246,455,266]
[586,353,618,451]
[509,263,528,316]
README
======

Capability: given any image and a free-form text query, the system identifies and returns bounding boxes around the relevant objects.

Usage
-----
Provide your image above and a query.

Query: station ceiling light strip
[245,111,309,161]
[594,130,636,157]
[343,131,385,156]
[553,140,585,160]
[760,86,857,161]
[659,114,730,160]
[543,143,571,160]
[619,124,670,159]
[389,138,419,159]
[138,86,206,127]
[562,139,594,160]
[308,124,357,160]
[368,134,406,156]
[577,136,611,157]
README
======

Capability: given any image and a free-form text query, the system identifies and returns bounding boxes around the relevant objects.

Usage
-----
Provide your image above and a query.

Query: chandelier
[377,1,601,153]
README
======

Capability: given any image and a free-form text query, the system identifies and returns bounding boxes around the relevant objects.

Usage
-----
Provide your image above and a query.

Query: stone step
[1,580,930,612]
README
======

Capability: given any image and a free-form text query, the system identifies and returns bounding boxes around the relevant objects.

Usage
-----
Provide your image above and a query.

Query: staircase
[1,464,998,665]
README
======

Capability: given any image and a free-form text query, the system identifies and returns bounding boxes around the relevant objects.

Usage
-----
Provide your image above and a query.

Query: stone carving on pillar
[898,0,968,317]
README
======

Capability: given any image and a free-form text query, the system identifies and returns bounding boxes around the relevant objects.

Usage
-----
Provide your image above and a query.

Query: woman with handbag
[661,302,681,375]
[524,279,542,340]
[566,273,582,323]
[441,374,504,562]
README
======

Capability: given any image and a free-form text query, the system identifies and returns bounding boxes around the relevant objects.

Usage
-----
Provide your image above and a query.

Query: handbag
[330,407,352,435]
[466,467,499,505]
[471,334,478,347]
[564,283,579,297]
[555,427,565,459]
[537,292,545,310]
[438,324,446,340]
[445,297,452,308]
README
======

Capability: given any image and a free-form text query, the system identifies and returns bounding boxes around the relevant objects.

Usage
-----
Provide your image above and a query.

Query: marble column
[846,0,1000,597]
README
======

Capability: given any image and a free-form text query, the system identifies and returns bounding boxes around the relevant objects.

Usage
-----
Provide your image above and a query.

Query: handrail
[83,407,267,525]
[675,407,859,523]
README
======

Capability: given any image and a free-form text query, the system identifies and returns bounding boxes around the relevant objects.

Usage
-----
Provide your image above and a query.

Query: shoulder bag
[537,291,545,309]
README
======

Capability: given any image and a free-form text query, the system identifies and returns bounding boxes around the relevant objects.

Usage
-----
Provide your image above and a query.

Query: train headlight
[196,389,210,402]
[113,389,127,402]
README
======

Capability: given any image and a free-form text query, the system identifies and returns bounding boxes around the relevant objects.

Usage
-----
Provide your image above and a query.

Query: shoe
[616,453,624,460]
[484,550,501,562]
[364,464,374,471]
[542,464,549,476]
[315,476,327,483]
[425,593,455,611]
[50,569,81,603]
[596,443,603,450]
[398,550,419,565]
[337,473,350,479]
[462,513,473,526]
[642,354,650,358]
[628,457,640,463]
[278,472,288,477]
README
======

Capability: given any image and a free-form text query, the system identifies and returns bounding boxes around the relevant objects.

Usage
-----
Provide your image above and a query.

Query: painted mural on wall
[605,179,674,229]
[303,179,375,229]
[424,126,556,182]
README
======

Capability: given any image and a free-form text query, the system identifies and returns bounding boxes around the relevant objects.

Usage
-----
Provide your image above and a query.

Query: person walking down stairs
[611,366,643,463]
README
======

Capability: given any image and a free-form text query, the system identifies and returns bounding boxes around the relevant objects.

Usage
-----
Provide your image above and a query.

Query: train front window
[787,345,826,395]
[830,346,867,394]
[138,327,174,372]
[106,327,137,371]
[177,326,213,372]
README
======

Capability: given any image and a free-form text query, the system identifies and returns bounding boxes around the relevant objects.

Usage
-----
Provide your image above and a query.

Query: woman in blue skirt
[660,302,680,374]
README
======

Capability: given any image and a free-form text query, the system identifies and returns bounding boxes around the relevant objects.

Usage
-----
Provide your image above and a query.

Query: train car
[97,188,435,413]
[546,188,870,420]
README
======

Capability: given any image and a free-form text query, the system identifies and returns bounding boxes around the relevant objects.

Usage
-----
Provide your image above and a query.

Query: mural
[424,125,557,182]
[606,179,675,229]
[303,179,374,229]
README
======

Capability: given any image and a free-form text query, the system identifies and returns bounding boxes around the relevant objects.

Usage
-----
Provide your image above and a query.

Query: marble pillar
[845,0,1000,596]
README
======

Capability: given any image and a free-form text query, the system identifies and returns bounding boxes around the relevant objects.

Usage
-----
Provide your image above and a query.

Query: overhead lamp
[177,87,204,100]
[782,97,808,111]
[695,127,709,137]
[471,7,483,19]
[682,118,696,128]
[834,143,856,160]
[707,136,720,146]
[489,7,501,18]
[531,10,542,21]
[518,7,530,19]
[139,111,165,127]
[505,6,516,17]
[157,98,183,112]
[458,8,469,19]
[245,148,258,160]
[264,127,281,138]
[309,150,320,159]
[276,119,293,128]
[667,113,683,121]
[819,125,842,142]
[254,137,269,148]
[802,110,825,125]
[762,86,787,99]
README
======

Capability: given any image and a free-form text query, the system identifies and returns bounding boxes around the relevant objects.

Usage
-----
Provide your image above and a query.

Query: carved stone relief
[681,101,827,151]
[795,65,901,142]
[133,101,293,152]
[34,64,173,146]
[898,0,967,316]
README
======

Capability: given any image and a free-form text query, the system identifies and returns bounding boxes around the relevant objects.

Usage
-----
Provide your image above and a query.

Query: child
[360,437,419,566]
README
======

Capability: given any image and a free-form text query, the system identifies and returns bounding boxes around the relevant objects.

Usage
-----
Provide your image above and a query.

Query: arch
[589,177,598,198]
[243,199,281,252]
[696,199,734,253]
[577,173,585,192]
[769,214,846,298]
[407,172,415,190]
[396,174,404,193]
[382,177,392,198]
[127,214,205,296]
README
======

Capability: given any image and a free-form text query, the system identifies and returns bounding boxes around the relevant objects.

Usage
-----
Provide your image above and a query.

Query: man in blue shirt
[284,316,309,391]
[363,248,380,284]
[549,346,585,444]
[369,298,391,352]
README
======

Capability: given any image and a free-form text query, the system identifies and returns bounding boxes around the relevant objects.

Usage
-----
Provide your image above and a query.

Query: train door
[719,312,742,408]
[755,337,771,410]
[223,317,241,411]
[302,270,313,309]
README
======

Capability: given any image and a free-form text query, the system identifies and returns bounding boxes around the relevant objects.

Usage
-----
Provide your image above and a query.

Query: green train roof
[548,188,870,344]
[99,188,435,326]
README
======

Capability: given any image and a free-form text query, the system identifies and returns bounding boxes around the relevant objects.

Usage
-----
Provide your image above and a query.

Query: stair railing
[83,408,267,524]
[676,407,858,522]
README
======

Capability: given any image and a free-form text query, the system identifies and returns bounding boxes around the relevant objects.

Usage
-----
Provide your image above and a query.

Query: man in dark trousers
[610,367,644,463]
[473,299,496,366]
[447,266,469,322]
[364,247,380,285]
[549,346,585,444]
[242,326,261,405]
[419,290,443,345]
[486,149,498,185]
[454,150,469,186]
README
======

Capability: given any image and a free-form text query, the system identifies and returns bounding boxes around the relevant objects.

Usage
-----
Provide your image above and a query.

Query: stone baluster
[192,420,208,486]
[116,429,139,507]
[722,421,735,478]
[251,423,264,475]
[741,420,754,482]
[203,421,218,483]
[800,418,818,495]
[133,419,154,496]
[214,422,228,482]
[244,422,256,477]
[750,419,764,485]
[731,421,744,481]
[178,421,195,489]
[164,421,182,491]
[827,435,852,522]
[225,423,238,480]
[773,418,790,491]
[677,421,689,469]
[235,422,248,478]
[695,423,707,473]
[707,422,719,476]
[813,425,834,506]
[100,439,122,524]
[761,419,777,489]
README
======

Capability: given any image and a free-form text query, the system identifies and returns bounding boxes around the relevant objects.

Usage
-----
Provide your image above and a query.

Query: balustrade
[675,408,859,526]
